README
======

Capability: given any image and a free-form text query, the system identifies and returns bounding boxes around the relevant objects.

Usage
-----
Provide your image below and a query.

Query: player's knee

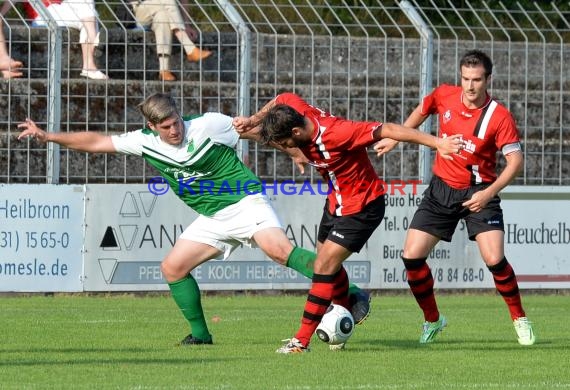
[313,257,342,275]
[402,245,428,259]
[160,261,173,280]
[160,259,184,281]
[401,256,428,270]
[486,256,508,271]
[258,237,292,265]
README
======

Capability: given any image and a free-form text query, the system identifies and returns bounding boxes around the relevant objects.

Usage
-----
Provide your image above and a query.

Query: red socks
[403,257,439,322]
[488,257,525,320]
[295,267,349,346]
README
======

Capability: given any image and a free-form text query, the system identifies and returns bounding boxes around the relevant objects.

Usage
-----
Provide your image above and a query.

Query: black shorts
[409,175,504,242]
[317,194,386,253]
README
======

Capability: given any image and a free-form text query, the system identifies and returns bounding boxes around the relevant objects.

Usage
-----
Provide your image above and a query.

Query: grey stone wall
[1,27,569,184]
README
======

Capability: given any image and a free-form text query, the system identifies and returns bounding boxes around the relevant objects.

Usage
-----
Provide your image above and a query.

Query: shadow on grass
[1,346,235,367]
[347,337,557,351]
[349,338,420,350]
[0,347,160,353]
[1,357,234,367]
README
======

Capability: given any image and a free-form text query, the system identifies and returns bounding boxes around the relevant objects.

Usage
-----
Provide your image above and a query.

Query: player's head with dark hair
[260,104,308,146]
[460,50,493,78]
[138,93,179,125]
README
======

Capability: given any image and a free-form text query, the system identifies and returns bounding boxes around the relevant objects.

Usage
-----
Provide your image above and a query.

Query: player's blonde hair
[137,93,179,125]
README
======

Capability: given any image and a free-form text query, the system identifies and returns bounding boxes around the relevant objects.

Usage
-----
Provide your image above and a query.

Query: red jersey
[275,93,384,216]
[422,85,520,189]
[23,1,61,20]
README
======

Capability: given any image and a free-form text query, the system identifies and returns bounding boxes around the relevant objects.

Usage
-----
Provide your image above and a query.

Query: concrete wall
[1,26,569,184]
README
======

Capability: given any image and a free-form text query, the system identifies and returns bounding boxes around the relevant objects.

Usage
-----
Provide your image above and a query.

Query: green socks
[168,274,212,341]
[285,247,315,278]
[166,248,361,342]
[286,246,362,294]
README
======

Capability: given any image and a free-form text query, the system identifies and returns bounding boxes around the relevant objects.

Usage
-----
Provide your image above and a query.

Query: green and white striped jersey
[111,112,262,216]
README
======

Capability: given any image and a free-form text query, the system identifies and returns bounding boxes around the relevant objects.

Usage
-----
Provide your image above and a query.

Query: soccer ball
[315,304,354,345]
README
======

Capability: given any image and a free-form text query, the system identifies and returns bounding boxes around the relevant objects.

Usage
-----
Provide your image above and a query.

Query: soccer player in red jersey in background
[234,93,462,353]
[375,49,536,346]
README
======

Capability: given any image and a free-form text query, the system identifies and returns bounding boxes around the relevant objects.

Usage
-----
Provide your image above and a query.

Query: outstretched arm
[373,121,462,160]
[237,123,308,174]
[17,118,117,153]
[403,103,429,129]
[232,98,278,135]
[374,104,428,157]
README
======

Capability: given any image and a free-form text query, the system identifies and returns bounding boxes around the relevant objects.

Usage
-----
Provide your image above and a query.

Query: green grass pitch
[0,293,568,389]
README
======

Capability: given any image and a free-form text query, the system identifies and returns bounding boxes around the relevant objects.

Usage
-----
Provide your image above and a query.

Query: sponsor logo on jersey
[462,139,476,154]
[187,139,195,153]
[442,133,476,156]
[443,109,452,124]
[164,167,210,180]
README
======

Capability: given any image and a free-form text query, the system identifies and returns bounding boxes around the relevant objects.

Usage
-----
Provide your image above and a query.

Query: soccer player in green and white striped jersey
[17,93,370,346]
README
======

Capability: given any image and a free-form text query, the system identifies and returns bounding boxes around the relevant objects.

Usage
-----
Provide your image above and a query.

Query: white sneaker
[513,317,536,346]
[80,69,108,80]
[275,337,309,354]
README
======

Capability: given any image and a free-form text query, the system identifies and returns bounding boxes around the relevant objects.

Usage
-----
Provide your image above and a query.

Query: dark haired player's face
[460,65,490,108]
[276,137,298,148]
[150,114,184,145]
[291,135,312,148]
[276,125,312,148]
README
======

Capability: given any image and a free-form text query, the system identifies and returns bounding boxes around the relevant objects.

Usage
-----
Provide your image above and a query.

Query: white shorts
[32,1,98,30]
[179,194,282,260]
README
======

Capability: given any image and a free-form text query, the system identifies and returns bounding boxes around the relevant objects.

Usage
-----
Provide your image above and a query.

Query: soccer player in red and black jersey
[375,49,535,346]
[234,93,462,353]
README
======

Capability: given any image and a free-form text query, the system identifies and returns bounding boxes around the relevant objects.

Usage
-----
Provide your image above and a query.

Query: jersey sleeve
[276,93,305,110]
[276,93,324,116]
[420,85,448,116]
[198,112,239,148]
[421,84,460,116]
[348,120,382,149]
[275,92,301,106]
[325,119,380,150]
[111,130,146,156]
[495,111,520,150]
[278,92,379,150]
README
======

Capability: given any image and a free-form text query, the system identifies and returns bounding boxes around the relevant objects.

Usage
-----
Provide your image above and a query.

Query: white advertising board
[2,184,568,292]
[355,185,570,289]
[81,184,369,291]
[0,184,84,292]
[83,184,197,291]
[81,183,570,291]
[362,185,493,289]
[501,188,570,289]
[328,185,570,290]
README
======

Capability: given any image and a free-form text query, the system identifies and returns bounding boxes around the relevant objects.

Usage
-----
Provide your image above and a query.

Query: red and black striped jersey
[275,93,384,216]
[421,85,520,189]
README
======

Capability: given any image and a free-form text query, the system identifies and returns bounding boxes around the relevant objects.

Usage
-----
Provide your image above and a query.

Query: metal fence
[1,0,569,185]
